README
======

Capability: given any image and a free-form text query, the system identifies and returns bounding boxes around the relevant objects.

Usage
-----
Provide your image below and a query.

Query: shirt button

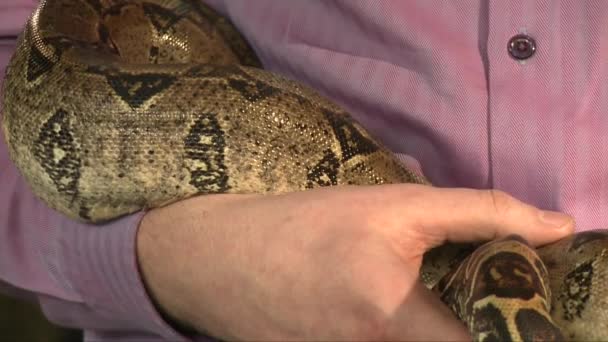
[508,34,536,60]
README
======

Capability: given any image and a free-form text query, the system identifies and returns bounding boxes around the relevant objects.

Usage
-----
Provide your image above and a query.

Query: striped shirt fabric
[1,1,607,340]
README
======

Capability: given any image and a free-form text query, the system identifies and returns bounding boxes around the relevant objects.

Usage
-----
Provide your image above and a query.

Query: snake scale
[2,0,607,340]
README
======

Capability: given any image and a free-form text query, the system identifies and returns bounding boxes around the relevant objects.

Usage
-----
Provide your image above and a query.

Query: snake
[2,0,607,340]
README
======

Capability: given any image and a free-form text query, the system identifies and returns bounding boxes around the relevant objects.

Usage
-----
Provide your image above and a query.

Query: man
[3,0,603,340]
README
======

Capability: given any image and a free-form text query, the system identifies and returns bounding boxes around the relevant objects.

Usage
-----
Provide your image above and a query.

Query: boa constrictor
[2,0,607,340]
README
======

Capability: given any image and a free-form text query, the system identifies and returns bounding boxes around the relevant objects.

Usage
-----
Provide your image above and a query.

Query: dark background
[0,291,82,341]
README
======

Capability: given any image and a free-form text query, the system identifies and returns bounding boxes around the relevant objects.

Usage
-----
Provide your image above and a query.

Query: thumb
[398,185,575,248]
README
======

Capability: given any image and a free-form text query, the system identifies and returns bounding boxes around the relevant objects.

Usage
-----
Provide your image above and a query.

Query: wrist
[136,206,198,335]
[135,194,255,338]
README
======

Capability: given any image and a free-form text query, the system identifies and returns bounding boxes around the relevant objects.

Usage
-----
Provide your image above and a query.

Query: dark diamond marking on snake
[106,73,176,109]
[142,2,184,34]
[306,149,339,188]
[26,42,56,82]
[569,230,608,251]
[474,251,545,302]
[472,303,512,342]
[228,79,279,103]
[559,259,593,321]
[515,309,564,341]
[323,109,378,162]
[33,109,81,201]
[184,113,229,193]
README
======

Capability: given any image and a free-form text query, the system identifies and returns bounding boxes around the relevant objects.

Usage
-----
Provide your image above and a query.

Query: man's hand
[137,184,574,341]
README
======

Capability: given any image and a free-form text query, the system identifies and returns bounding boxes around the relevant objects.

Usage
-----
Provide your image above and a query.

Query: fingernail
[540,210,572,229]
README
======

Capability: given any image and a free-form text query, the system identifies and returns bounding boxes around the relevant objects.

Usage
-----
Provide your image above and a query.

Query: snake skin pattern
[1,0,607,340]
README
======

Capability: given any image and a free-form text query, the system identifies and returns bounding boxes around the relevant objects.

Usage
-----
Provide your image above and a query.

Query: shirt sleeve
[0,3,188,340]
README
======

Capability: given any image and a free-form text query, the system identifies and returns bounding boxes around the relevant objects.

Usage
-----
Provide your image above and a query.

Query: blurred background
[0,291,82,342]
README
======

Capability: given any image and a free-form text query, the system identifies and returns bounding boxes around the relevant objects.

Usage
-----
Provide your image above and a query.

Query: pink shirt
[1,1,607,340]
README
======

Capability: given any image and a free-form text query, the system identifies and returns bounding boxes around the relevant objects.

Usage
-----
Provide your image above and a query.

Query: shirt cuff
[49,211,190,340]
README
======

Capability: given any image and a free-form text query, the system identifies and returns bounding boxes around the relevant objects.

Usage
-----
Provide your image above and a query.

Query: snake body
[2,1,607,340]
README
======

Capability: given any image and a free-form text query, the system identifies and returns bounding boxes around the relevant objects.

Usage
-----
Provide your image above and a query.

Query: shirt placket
[486,0,560,210]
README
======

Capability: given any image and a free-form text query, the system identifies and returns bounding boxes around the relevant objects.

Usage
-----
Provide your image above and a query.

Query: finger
[384,281,471,341]
[394,185,575,247]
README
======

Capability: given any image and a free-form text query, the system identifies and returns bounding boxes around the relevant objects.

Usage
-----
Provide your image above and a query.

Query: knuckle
[484,189,516,216]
